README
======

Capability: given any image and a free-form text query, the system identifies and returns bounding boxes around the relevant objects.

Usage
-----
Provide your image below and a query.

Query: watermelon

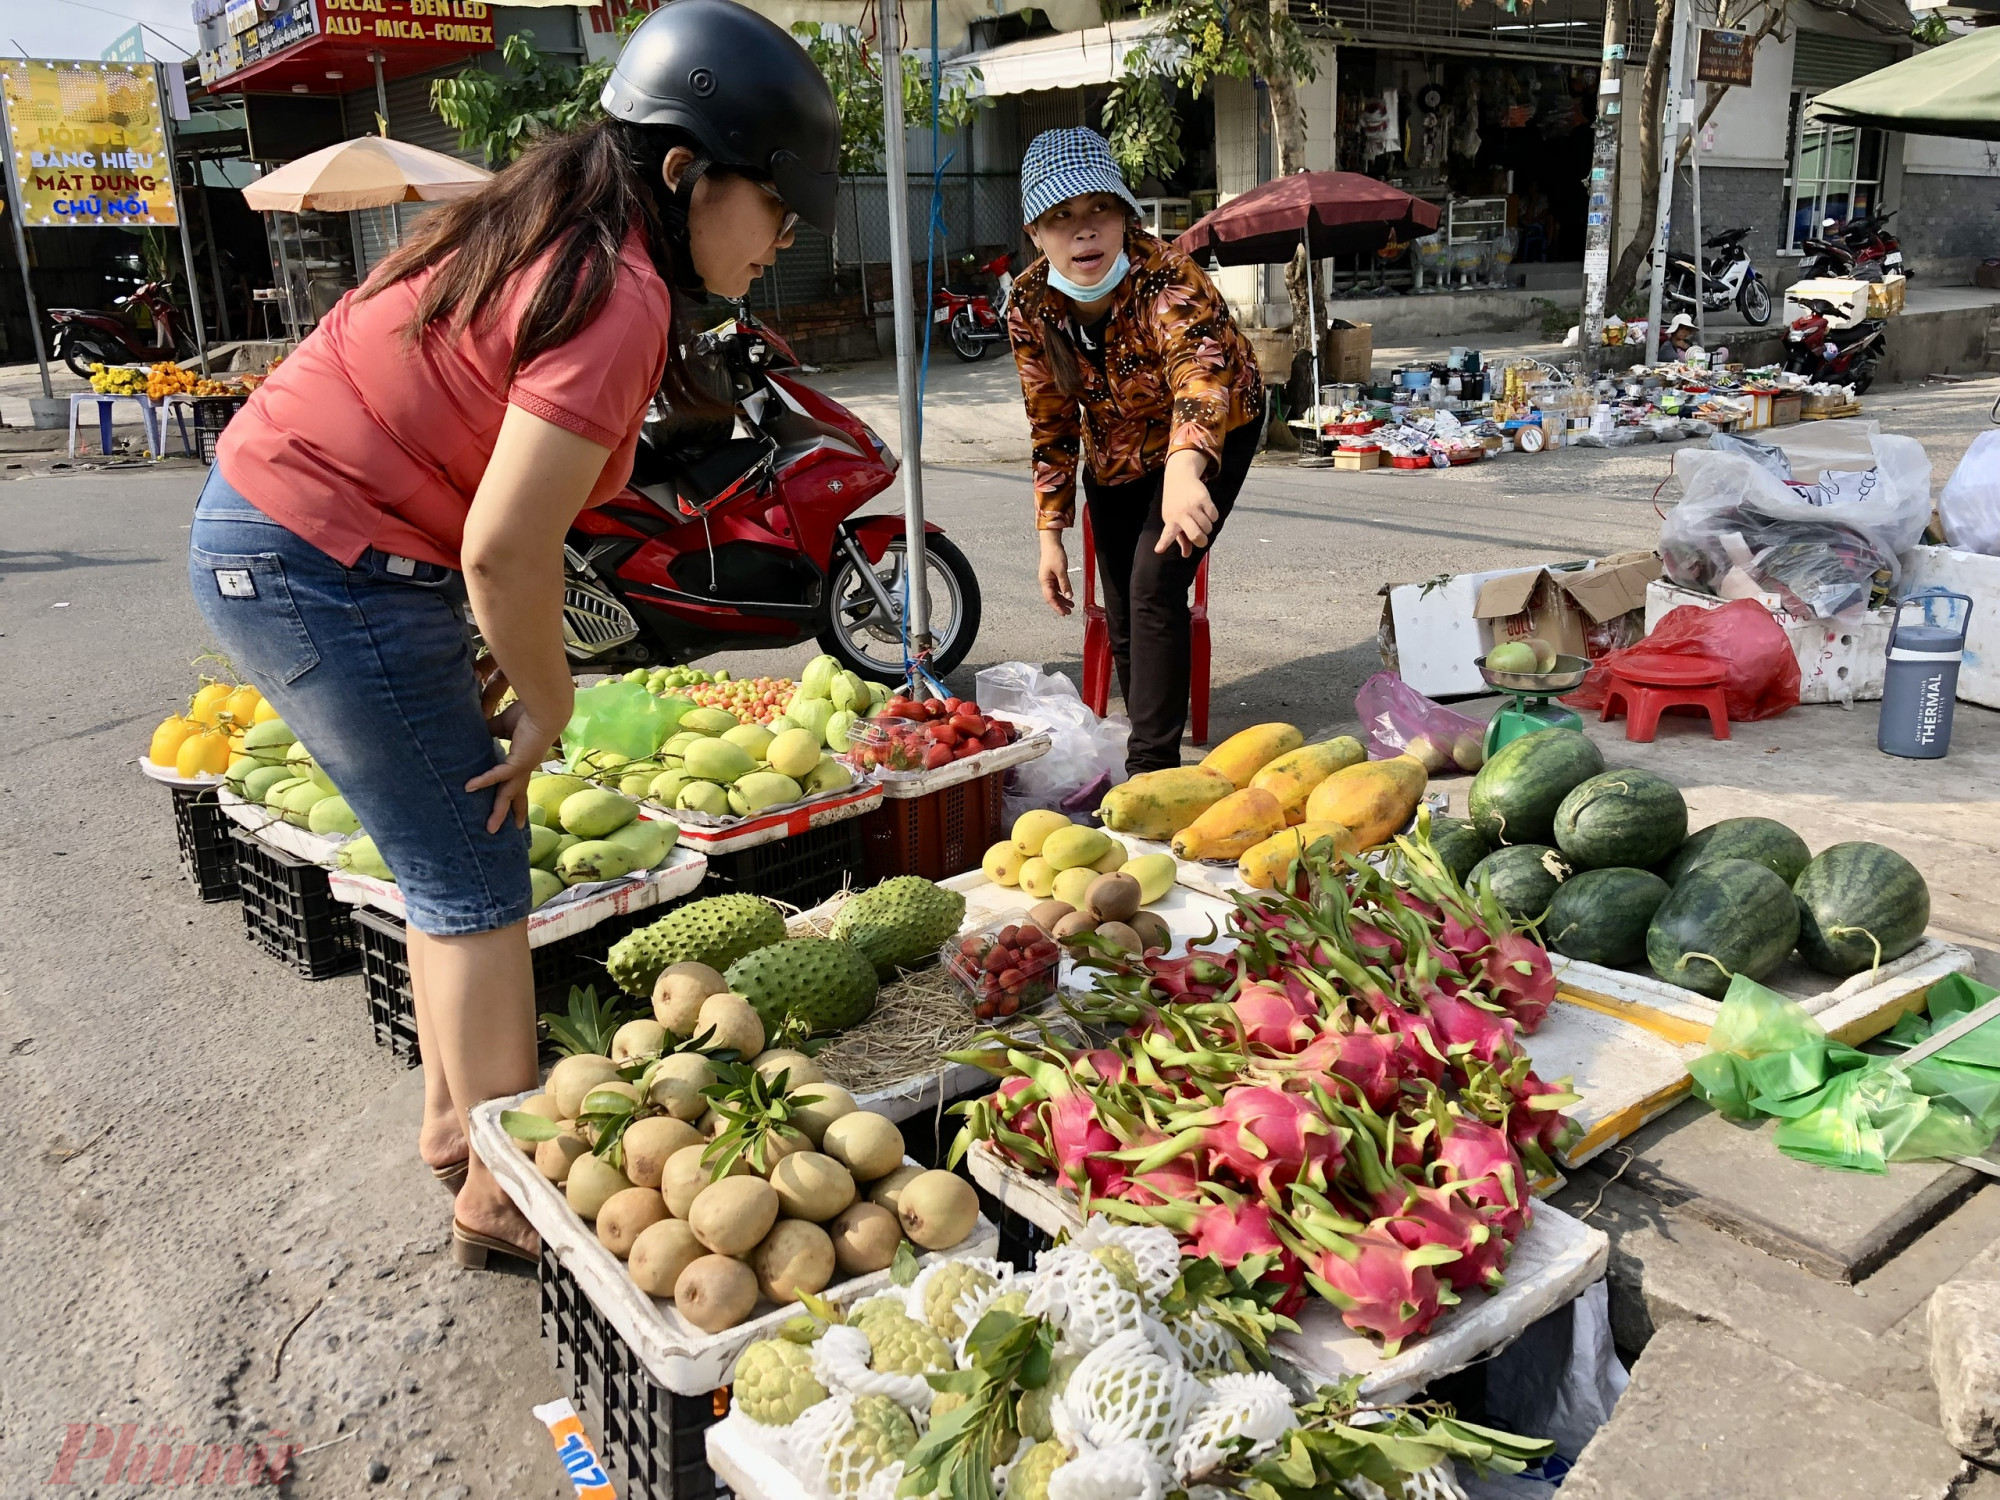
[1793,842,1931,976]
[1469,844,1572,925]
[1544,868,1672,967]
[1660,817,1811,886]
[1468,729,1605,847]
[1553,769,1689,870]
[1428,815,1491,886]
[1646,857,1801,998]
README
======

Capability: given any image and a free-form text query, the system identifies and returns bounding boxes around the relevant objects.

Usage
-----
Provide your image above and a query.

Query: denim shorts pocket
[189,544,322,687]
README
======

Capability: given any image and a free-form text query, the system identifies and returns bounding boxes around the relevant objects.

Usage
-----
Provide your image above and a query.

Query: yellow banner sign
[0,60,179,228]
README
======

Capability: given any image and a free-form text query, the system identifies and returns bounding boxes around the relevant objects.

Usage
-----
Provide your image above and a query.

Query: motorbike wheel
[819,532,982,685]
[60,334,117,380]
[948,310,986,363]
[1850,359,1876,396]
[1738,278,1772,326]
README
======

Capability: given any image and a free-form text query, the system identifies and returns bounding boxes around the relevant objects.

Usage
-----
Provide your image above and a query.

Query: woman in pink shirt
[188,0,839,1268]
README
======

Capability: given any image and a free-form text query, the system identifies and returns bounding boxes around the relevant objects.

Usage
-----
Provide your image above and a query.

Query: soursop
[732,1338,827,1427]
[862,1310,953,1377]
[724,938,879,1035]
[923,1262,998,1340]
[605,893,786,996]
[824,1394,916,1500]
[829,877,967,977]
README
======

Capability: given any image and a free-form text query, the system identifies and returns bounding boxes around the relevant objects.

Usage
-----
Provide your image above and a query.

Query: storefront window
[1786,92,1885,248]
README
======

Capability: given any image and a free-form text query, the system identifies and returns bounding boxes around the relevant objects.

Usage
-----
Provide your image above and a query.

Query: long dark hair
[360,117,714,409]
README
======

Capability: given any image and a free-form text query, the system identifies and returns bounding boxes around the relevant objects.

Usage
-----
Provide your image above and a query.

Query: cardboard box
[1324,321,1373,384]
[1772,393,1802,426]
[1379,553,1663,696]
[1245,327,1296,386]
[1977,263,2000,291]
[1333,446,1381,470]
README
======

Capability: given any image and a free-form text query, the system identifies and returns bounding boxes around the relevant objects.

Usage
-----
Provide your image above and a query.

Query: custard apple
[732,1338,827,1427]
[863,1310,953,1377]
[825,1394,918,1499]
[725,938,880,1035]
[605,893,786,996]
[1008,1440,1069,1500]
[1015,1353,1082,1444]
[830,877,967,976]
[923,1263,998,1340]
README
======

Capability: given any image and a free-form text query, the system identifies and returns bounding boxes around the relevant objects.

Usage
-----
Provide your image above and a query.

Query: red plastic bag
[1566,600,1801,723]
[1356,671,1488,774]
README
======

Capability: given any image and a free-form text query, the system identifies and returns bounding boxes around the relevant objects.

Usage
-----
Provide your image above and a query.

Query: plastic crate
[229,826,358,980]
[190,395,248,464]
[541,1247,723,1500]
[856,770,1003,882]
[700,817,865,909]
[171,785,240,902]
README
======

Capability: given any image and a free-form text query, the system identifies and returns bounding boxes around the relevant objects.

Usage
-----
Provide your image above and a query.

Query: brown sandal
[450,1220,539,1270]
[430,1159,469,1195]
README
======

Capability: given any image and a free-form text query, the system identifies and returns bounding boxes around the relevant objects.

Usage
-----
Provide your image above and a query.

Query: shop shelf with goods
[228,826,359,980]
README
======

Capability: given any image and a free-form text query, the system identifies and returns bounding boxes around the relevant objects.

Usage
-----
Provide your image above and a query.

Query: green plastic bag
[561,681,692,761]
[1688,975,1831,1120]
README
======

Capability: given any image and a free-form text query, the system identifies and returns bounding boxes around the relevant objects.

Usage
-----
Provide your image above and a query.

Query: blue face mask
[1047,249,1129,304]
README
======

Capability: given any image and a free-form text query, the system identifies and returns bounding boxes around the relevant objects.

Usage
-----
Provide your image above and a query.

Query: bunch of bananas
[88,362,145,395]
[146,362,199,400]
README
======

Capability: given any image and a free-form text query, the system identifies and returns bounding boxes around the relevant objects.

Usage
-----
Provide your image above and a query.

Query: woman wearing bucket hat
[1008,128,1264,771]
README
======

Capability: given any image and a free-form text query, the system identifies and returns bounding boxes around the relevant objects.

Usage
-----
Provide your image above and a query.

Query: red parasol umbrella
[1176,172,1440,264]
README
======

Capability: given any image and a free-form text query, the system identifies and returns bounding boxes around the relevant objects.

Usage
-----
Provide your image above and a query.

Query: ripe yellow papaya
[1199,723,1305,789]
[1098,766,1237,841]
[1171,787,1286,861]
[149,715,200,767]
[1237,821,1360,890]
[1249,736,1367,820]
[188,682,233,726]
[1303,757,1429,849]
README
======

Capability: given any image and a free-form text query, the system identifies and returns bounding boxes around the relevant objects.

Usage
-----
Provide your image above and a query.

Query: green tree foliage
[432,18,639,165]
[791,24,987,176]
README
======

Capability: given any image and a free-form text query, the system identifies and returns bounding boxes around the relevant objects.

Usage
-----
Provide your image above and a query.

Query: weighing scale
[1476,654,1591,757]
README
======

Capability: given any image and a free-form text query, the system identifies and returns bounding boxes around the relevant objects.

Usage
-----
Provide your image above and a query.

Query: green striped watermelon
[1553,769,1689,870]
[1646,857,1801,998]
[1468,729,1606,847]
[1545,868,1672,967]
[1659,817,1811,886]
[1469,844,1572,925]
[1428,815,1491,886]
[1793,842,1931,976]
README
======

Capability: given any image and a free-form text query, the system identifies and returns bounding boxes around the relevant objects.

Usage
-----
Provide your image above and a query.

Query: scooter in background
[1662,228,1773,325]
[47,281,193,378]
[1782,296,1886,392]
[932,252,1013,362]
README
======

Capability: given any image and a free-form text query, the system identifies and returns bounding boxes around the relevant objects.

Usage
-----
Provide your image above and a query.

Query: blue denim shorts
[188,466,530,936]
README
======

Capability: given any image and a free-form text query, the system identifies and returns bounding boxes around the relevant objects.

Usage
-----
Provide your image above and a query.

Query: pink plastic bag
[1566,600,1801,723]
[1356,671,1488,774]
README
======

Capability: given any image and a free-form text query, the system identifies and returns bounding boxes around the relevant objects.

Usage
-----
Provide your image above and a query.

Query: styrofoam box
[1783,277,1872,330]
[1903,543,2000,711]
[1644,578,1892,706]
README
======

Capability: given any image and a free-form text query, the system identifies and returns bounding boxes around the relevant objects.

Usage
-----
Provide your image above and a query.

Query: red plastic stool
[1600,655,1731,742]
[1080,511,1211,743]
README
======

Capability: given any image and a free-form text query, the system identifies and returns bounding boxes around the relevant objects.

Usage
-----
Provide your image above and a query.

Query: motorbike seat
[1704,228,1749,247]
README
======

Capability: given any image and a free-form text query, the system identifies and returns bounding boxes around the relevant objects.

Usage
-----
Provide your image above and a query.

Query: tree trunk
[1264,0,1315,350]
[1578,0,1631,362]
[1605,0,1675,312]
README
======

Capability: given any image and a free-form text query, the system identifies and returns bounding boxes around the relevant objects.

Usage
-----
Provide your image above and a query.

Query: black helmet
[601,0,840,235]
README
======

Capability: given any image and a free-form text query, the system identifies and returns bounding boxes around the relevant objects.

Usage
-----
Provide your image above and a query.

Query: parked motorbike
[47,280,192,378]
[1782,296,1886,392]
[1799,209,1908,281]
[561,312,982,683]
[932,252,1013,363]
[1663,227,1771,325]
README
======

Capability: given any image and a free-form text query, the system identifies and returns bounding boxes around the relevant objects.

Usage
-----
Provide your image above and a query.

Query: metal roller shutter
[1792,32,1900,93]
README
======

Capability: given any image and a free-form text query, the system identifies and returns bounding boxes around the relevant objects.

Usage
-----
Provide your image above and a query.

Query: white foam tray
[136,756,225,789]
[470,1091,998,1395]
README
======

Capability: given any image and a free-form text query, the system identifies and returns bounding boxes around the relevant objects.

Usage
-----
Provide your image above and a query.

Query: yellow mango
[1237,822,1360,891]
[982,841,1026,887]
[221,684,262,726]
[1250,736,1367,820]
[188,682,233,726]
[1199,724,1304,789]
[1170,787,1286,861]
[148,715,200,767]
[175,725,233,777]
[1098,766,1237,841]
[1042,825,1111,871]
[251,697,283,724]
[1303,757,1429,850]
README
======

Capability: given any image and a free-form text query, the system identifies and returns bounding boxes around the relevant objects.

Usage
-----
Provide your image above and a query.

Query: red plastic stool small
[1599,655,1731,742]
[1079,511,1211,743]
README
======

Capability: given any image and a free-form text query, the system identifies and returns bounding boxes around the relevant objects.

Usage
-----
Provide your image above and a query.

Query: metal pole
[881,2,932,661]
[1304,231,1320,403]
[198,179,232,343]
[371,51,399,249]
[1643,0,1690,366]
[271,212,300,342]
[156,65,210,374]
[1579,0,1631,367]
[0,76,55,402]
[1690,116,1704,349]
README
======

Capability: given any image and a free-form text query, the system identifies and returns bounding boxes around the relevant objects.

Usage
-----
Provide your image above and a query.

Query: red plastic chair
[1600,656,1731,742]
[1080,510,1211,744]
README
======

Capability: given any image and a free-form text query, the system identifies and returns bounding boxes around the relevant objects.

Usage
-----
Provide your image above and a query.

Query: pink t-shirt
[218,231,671,571]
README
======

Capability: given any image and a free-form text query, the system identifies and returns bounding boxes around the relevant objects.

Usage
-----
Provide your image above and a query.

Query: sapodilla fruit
[896,1170,979,1250]
[688,1176,780,1256]
[647,1077,706,1122]
[653,961,727,1036]
[536,1132,589,1183]
[662,1143,751,1219]
[652,1051,718,1095]
[829,1201,903,1274]
[770,1151,857,1222]
[611,1019,668,1063]
[565,1153,632,1219]
[623,1117,704,1188]
[865,1163,925,1214]
[629,1219,704,1298]
[787,1082,857,1145]
[695,993,765,1057]
[549,1055,621,1118]
[675,1255,759,1333]
[514,1092,560,1156]
[752,1049,825,1088]
[597,1188,669,1259]
[821,1112,905,1182]
[752,1220,836,1304]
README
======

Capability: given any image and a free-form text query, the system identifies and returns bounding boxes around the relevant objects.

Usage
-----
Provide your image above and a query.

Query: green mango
[557,840,638,885]
[602,816,677,869]
[263,775,307,810]
[527,774,588,821]
[675,780,730,817]
[618,771,656,798]
[727,772,802,817]
[528,824,564,869]
[280,781,332,826]
[241,718,295,754]
[530,868,566,908]
[648,770,694,806]
[528,803,550,827]
[678,707,740,736]
[804,758,853,794]
[337,835,395,882]
[307,794,361,836]
[559,787,639,838]
[242,764,295,804]
[662,732,704,757]
[722,723,774,760]
[555,833,583,859]
[683,738,755,785]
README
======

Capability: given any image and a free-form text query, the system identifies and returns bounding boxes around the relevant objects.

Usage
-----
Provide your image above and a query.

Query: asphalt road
[3,372,1997,1497]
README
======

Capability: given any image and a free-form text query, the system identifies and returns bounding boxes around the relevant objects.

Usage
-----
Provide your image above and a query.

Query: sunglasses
[751,178,800,240]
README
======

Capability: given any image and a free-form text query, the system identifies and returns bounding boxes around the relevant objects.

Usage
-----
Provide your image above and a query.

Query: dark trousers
[1085,409,1262,773]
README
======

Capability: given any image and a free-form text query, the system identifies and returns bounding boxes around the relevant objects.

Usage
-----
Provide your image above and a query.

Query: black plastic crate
[699,818,866,910]
[190,395,248,464]
[541,1247,723,1500]
[171,785,240,902]
[983,1191,1054,1273]
[229,826,358,980]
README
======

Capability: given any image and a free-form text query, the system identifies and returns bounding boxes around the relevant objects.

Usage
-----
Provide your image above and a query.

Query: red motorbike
[562,313,982,683]
[932,252,1013,363]
[47,280,193,378]
[1782,296,1886,392]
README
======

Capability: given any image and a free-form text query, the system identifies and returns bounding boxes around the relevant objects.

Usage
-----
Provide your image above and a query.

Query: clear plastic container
[841,717,928,774]
[943,917,1062,1021]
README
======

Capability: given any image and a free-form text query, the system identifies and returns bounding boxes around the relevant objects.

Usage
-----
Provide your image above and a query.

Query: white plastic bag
[1940,429,2000,557]
[974,662,1129,823]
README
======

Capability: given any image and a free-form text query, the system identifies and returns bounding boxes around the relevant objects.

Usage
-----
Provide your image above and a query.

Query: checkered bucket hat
[1020,128,1145,226]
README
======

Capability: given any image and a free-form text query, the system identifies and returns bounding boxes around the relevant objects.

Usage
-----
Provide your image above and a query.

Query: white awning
[950,16,1172,97]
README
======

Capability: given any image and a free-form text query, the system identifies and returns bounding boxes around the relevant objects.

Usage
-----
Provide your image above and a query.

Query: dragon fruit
[1048,1090,1128,1198]
[1282,1027,1401,1112]
[1480,931,1558,1034]
[1108,1189,1310,1317]
[1134,1085,1342,1201]
[1232,983,1316,1054]
[1072,1047,1131,1085]
[1299,1224,1461,1356]
[1367,1005,1447,1086]
[1423,992,1520,1069]
[1099,1128,1205,1208]
[1428,1103,1532,1243]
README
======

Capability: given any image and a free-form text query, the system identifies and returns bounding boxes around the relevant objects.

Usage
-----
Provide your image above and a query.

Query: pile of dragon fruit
[951,825,1581,1358]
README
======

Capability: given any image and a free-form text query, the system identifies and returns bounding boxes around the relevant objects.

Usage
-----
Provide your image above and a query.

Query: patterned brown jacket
[1006,227,1263,530]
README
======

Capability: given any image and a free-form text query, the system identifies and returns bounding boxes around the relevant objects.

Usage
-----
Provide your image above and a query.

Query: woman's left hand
[1156,450,1219,557]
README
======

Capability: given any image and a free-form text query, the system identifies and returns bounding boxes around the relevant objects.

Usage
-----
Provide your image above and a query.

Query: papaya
[1249,736,1367,820]
[1237,821,1361,890]
[1170,787,1286,861]
[1303,757,1429,850]
[1098,766,1236,841]
[1199,724,1305,789]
